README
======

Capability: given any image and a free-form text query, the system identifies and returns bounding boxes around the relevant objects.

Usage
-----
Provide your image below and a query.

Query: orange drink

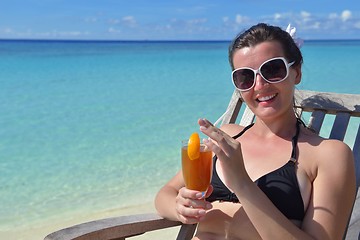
[181,142,213,194]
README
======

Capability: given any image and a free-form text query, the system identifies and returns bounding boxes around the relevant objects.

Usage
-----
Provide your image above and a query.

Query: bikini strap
[232,123,254,139]
[289,119,301,163]
[231,120,300,162]
[212,123,254,164]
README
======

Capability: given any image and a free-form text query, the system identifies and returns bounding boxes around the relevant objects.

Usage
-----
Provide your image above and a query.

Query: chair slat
[239,106,255,126]
[176,224,197,240]
[295,107,303,118]
[221,90,243,125]
[353,124,360,188]
[308,110,326,134]
[43,214,181,240]
[294,90,360,115]
[329,112,351,141]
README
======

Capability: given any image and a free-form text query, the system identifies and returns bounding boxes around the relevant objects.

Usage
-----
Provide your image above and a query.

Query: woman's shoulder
[304,129,352,157]
[302,130,354,171]
[318,138,353,164]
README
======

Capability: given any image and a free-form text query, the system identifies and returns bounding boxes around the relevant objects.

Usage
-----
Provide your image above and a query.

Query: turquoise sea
[1,40,360,235]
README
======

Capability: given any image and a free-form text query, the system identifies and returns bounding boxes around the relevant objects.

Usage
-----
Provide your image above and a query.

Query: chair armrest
[44,213,182,240]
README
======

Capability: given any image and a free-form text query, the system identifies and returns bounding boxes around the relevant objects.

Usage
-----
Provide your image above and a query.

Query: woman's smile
[256,93,277,102]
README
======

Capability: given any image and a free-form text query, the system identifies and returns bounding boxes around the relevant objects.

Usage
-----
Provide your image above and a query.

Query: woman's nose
[253,73,268,90]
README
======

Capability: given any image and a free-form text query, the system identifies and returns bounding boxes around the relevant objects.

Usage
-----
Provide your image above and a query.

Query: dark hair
[228,23,303,70]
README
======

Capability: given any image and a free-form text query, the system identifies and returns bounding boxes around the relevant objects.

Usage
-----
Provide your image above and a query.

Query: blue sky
[0,0,359,40]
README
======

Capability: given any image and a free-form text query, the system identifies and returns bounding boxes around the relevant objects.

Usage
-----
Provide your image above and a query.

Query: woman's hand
[175,186,213,224]
[199,118,249,189]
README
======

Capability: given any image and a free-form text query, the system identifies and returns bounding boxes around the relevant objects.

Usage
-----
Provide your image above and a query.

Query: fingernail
[195,192,203,198]
[198,210,206,215]
[203,118,213,126]
[200,126,207,131]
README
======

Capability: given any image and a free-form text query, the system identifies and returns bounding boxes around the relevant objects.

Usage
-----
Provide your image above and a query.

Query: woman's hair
[228,23,303,70]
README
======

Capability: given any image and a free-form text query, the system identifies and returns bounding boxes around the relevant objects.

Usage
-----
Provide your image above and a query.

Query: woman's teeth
[258,94,277,102]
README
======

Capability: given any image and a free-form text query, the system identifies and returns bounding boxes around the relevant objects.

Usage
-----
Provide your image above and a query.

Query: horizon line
[1,38,360,43]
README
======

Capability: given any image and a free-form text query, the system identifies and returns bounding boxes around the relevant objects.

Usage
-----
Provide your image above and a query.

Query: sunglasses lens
[232,69,254,90]
[261,59,287,82]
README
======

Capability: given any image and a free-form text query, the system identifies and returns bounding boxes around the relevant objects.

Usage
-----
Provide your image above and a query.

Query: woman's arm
[301,140,356,239]
[154,171,184,221]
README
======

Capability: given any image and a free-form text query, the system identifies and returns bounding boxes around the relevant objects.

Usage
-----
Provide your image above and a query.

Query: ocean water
[0,40,359,231]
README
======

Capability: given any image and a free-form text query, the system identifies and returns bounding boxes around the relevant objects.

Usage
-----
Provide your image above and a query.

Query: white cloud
[64,31,85,36]
[328,10,352,22]
[108,27,120,33]
[109,16,137,27]
[187,18,207,25]
[341,10,352,22]
[309,22,321,29]
[122,16,137,27]
[235,14,249,24]
[109,19,120,24]
[300,11,311,21]
[43,30,88,37]
[0,28,89,39]
[152,17,210,36]
[274,13,282,20]
[222,10,359,38]
[103,9,359,39]
[2,27,13,34]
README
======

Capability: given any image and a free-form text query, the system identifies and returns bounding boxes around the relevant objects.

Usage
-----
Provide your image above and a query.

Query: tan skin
[155,41,356,240]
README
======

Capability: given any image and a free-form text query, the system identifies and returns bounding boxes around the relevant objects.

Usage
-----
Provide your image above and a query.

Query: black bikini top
[206,119,305,221]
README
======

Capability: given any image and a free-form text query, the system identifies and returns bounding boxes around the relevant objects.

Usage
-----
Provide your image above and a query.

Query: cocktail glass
[181,140,213,198]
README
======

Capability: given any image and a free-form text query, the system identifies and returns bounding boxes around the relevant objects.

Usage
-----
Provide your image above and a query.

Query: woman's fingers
[177,203,207,216]
[177,212,205,224]
[199,118,237,156]
[176,187,212,224]
[178,188,212,209]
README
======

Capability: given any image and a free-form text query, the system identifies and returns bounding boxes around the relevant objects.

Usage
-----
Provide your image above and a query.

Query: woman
[155,23,356,239]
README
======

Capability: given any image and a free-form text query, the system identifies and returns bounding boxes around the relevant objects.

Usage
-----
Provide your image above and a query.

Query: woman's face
[232,41,301,121]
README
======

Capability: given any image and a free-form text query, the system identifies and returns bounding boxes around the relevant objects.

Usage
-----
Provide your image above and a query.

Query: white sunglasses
[232,57,295,91]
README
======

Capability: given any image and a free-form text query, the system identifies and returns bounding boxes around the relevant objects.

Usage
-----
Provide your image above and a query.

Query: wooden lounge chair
[44,89,360,240]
